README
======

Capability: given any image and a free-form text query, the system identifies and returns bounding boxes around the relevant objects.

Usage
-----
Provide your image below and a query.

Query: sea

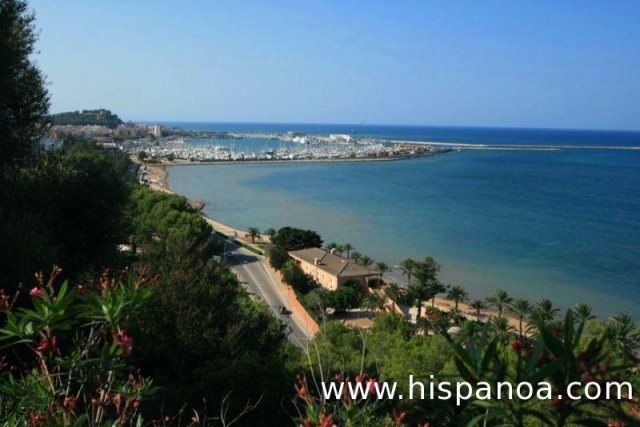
[164,123,640,319]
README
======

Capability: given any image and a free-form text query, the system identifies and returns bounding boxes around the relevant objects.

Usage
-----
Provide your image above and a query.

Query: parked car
[279,306,292,315]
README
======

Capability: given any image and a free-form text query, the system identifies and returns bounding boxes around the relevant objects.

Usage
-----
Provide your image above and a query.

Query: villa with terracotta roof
[288,247,378,291]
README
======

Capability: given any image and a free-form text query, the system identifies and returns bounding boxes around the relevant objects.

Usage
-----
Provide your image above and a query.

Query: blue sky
[29,1,640,130]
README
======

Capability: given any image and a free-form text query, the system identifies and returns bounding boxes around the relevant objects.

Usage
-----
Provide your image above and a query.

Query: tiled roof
[289,248,377,278]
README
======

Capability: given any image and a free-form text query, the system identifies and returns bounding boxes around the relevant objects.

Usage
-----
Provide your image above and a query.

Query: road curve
[225,242,314,349]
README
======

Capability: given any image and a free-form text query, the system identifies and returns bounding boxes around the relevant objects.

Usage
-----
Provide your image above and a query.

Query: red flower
[366,378,376,394]
[29,287,44,299]
[510,340,524,353]
[319,412,334,427]
[393,407,407,426]
[36,340,49,352]
[133,401,140,409]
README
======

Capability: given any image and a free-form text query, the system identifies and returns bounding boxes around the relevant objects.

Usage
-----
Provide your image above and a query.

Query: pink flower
[114,331,134,357]
[29,287,44,299]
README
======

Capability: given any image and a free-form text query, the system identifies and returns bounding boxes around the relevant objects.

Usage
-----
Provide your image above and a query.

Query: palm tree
[530,299,559,329]
[490,315,516,344]
[245,227,261,244]
[350,251,362,263]
[336,244,346,257]
[408,283,432,321]
[374,261,390,280]
[325,242,338,251]
[448,307,466,326]
[384,283,404,314]
[363,292,386,315]
[486,289,513,317]
[399,258,417,286]
[263,227,277,241]
[446,285,468,310]
[509,298,533,339]
[357,256,373,267]
[428,281,447,308]
[606,313,640,355]
[571,303,595,323]
[343,243,354,259]
[416,316,434,336]
[455,320,482,347]
[469,299,487,317]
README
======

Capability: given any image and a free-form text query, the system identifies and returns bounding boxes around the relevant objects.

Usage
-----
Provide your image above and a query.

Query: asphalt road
[225,242,313,349]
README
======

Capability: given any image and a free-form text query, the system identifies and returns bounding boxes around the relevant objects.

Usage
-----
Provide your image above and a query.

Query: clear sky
[29,0,640,130]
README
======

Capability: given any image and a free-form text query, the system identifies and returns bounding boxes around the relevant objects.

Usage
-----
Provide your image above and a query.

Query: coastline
[145,163,254,241]
[146,161,530,332]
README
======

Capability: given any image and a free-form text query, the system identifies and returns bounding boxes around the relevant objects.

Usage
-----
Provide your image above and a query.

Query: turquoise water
[167,125,640,318]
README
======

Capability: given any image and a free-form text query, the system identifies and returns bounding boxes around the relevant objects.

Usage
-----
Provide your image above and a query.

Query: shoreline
[144,163,254,241]
[144,161,531,331]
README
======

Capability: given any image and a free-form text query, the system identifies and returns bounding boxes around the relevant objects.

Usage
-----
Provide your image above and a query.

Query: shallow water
[166,125,640,318]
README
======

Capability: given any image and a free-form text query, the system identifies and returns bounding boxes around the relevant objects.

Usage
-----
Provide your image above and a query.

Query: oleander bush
[0,267,155,425]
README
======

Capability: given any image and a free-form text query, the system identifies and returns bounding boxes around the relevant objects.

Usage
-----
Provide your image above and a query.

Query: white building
[151,124,162,138]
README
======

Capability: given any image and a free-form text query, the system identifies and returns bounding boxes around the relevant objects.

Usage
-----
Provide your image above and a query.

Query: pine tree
[0,0,50,168]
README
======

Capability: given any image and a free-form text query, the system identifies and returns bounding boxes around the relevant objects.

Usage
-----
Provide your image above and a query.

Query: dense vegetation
[52,109,123,128]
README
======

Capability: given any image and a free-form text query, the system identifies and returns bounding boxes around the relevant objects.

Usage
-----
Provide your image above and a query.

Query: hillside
[52,109,123,128]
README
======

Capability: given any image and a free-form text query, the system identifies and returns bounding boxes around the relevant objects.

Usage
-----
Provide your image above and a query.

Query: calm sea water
[166,124,640,318]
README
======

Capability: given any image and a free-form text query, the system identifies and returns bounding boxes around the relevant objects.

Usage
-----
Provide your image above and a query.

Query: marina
[122,135,447,162]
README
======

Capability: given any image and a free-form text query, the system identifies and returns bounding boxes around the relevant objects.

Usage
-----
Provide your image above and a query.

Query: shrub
[0,267,155,424]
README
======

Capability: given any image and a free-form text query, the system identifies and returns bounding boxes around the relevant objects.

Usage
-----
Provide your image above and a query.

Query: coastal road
[225,242,314,349]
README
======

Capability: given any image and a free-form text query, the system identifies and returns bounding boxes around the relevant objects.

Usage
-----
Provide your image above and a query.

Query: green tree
[605,312,640,355]
[468,299,487,317]
[0,0,50,168]
[489,315,515,344]
[343,243,354,259]
[428,281,447,308]
[529,298,560,330]
[374,261,390,280]
[281,260,312,293]
[408,282,432,321]
[446,285,468,310]
[350,251,362,263]
[264,227,277,240]
[383,282,404,314]
[245,226,261,243]
[325,241,338,251]
[486,289,513,317]
[508,298,533,339]
[329,286,361,313]
[0,145,131,289]
[267,244,290,270]
[399,258,417,286]
[272,226,323,250]
[303,288,331,318]
[363,291,386,315]
[571,302,595,323]
[357,255,374,267]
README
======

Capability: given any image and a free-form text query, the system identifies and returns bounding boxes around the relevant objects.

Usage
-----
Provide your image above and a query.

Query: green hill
[52,109,123,128]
